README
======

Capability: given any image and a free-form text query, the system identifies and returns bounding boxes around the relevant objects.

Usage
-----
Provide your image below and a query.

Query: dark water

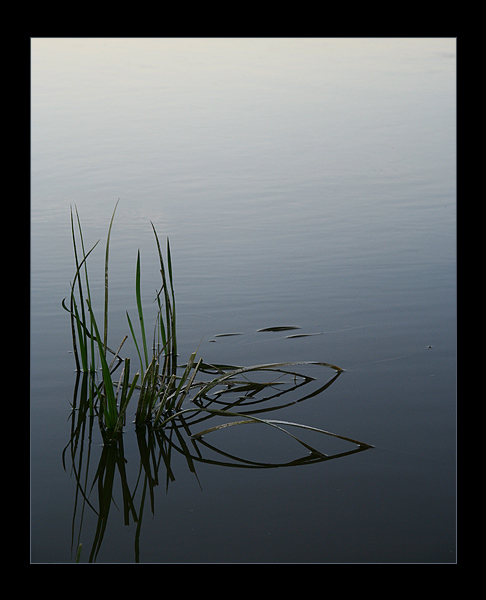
[31,38,456,563]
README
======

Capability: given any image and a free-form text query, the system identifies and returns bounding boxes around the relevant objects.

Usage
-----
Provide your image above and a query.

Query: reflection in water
[63,364,372,563]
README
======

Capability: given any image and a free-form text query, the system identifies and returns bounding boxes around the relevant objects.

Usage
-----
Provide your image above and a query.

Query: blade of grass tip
[135,250,149,370]
[103,199,119,356]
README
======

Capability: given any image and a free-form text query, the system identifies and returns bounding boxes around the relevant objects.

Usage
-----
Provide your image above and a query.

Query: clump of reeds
[62,201,203,434]
[63,202,371,456]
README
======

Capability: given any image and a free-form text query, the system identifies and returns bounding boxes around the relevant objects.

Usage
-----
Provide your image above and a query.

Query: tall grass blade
[151,223,177,361]
[86,299,117,429]
[69,204,98,371]
[135,250,149,370]
[155,292,168,356]
[62,238,100,372]
[103,199,119,356]
[166,237,177,358]
[71,295,88,372]
[73,205,97,373]
[70,207,84,371]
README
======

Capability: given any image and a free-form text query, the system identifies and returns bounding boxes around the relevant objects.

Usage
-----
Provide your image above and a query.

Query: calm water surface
[31,38,456,563]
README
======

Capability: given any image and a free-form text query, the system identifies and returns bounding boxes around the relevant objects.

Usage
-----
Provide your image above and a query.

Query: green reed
[63,202,202,433]
[63,202,370,457]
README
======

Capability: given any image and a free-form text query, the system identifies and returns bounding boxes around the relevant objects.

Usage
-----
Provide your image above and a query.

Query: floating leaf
[257,326,300,332]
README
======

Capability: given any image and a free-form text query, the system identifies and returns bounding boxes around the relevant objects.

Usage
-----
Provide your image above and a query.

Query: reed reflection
[63,364,372,562]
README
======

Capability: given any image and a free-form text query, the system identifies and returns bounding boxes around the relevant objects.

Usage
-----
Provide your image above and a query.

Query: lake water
[31,38,456,563]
